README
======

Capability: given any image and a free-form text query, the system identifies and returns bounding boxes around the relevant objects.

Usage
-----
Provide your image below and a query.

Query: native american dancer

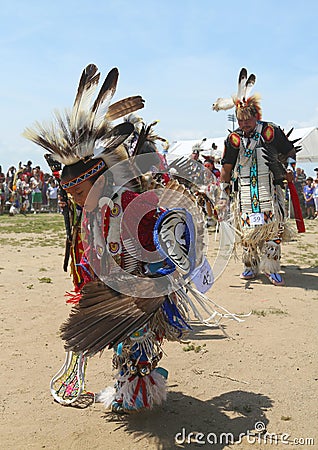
[212,67,304,286]
[24,64,244,414]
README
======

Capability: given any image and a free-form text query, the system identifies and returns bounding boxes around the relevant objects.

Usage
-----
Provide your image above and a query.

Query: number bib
[249,212,264,225]
[191,258,214,293]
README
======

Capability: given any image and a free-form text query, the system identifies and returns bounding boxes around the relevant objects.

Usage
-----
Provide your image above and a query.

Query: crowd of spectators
[0,161,59,216]
[0,158,317,221]
[302,175,318,219]
[292,166,318,219]
[189,149,318,224]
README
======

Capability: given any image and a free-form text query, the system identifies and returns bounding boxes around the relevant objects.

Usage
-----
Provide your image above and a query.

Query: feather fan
[61,280,166,356]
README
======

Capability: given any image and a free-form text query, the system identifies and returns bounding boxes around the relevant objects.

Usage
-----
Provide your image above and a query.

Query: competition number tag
[249,212,264,225]
[191,258,214,294]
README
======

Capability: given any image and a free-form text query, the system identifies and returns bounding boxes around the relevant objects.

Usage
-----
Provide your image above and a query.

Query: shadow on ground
[282,265,318,290]
[227,266,318,291]
[102,390,273,450]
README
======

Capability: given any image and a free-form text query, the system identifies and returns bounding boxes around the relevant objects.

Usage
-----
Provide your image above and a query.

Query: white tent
[166,137,225,163]
[167,126,318,163]
[287,127,318,162]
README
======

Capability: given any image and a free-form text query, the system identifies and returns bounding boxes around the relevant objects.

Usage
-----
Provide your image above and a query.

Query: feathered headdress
[23,64,145,187]
[212,68,262,120]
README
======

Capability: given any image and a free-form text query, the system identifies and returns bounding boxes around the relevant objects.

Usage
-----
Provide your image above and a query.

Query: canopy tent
[166,137,225,164]
[287,127,318,162]
[166,127,318,164]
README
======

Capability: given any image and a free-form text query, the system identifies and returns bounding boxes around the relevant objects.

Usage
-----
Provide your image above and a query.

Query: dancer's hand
[285,170,294,183]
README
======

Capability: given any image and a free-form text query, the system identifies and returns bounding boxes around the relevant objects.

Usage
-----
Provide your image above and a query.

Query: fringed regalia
[25,63,245,413]
[213,67,298,283]
[224,121,295,276]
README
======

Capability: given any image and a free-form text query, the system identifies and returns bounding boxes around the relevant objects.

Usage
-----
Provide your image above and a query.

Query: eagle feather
[237,67,247,100]
[106,96,145,122]
[23,64,145,166]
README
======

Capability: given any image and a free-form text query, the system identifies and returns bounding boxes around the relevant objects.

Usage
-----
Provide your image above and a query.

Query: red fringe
[288,182,306,233]
[131,377,150,408]
[128,373,156,409]
[65,291,82,305]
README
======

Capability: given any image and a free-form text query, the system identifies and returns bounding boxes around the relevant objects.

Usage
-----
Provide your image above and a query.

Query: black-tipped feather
[98,122,134,151]
[72,64,100,120]
[91,68,118,115]
[244,74,256,99]
[24,64,144,166]
[237,68,247,100]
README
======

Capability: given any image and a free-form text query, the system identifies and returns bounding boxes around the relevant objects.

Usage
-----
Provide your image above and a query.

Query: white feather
[237,68,247,100]
[95,386,116,407]
[244,74,256,100]
[23,64,143,167]
[71,75,100,131]
[116,369,167,409]
[212,97,235,111]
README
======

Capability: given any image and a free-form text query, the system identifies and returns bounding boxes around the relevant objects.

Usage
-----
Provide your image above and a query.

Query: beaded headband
[61,160,106,190]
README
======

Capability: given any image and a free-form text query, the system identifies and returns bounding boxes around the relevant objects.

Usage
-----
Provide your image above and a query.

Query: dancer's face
[66,180,93,207]
[66,175,105,211]
[238,116,258,136]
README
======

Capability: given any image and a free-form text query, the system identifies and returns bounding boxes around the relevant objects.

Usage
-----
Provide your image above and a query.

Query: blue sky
[1,0,318,172]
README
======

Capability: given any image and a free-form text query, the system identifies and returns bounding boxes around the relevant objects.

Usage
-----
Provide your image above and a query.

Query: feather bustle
[60,281,166,355]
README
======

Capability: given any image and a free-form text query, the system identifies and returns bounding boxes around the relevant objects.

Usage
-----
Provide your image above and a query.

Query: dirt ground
[1,217,317,450]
